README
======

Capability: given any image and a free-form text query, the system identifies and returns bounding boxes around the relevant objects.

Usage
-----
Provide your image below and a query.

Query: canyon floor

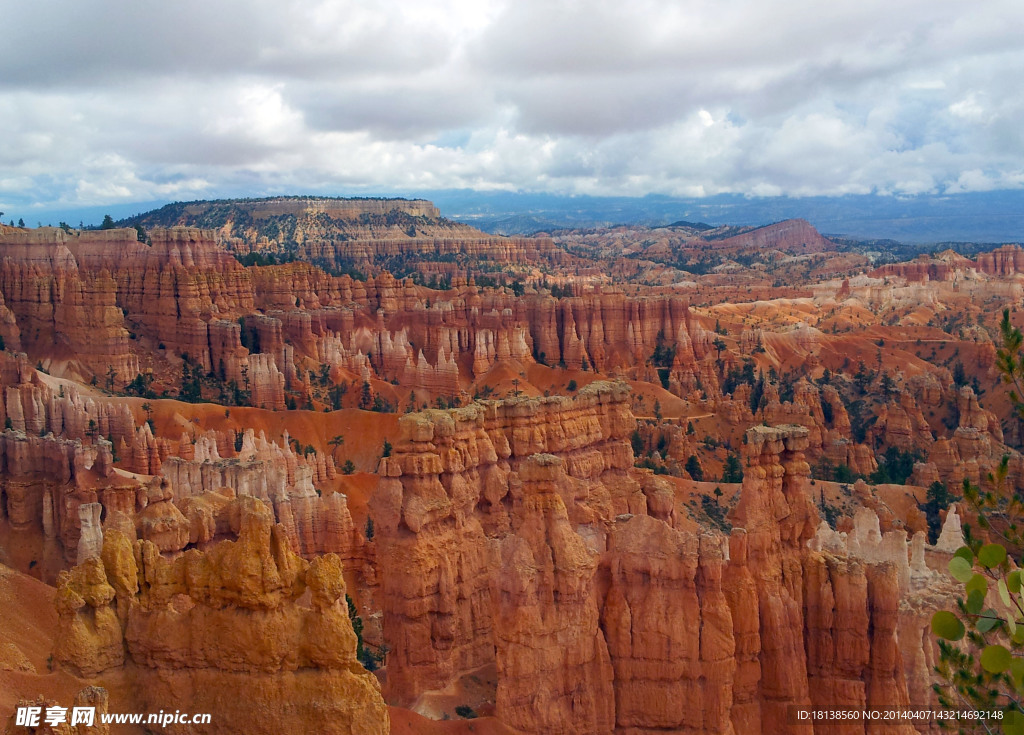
[1,196,1018,733]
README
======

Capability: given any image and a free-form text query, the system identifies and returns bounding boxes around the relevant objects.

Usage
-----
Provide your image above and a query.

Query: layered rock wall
[374,389,934,733]
[52,496,389,735]
[372,382,639,705]
[492,455,615,734]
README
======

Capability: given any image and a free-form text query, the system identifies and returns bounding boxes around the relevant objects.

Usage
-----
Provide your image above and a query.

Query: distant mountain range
[422,190,1024,243]
[13,188,1024,245]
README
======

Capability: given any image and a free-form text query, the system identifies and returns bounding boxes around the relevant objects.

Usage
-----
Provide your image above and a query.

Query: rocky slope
[2,212,1020,734]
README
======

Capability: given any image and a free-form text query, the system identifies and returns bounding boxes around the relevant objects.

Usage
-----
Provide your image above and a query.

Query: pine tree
[722,452,744,483]
[685,455,703,482]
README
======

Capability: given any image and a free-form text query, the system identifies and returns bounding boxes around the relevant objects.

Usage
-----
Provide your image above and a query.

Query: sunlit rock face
[52,496,389,735]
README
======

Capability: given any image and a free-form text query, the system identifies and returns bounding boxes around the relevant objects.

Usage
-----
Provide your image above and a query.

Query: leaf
[1013,624,1024,645]
[1001,578,1013,608]
[978,610,1001,633]
[1010,570,1023,594]
[979,543,1008,568]
[1009,615,1018,637]
[1005,709,1024,735]
[966,573,989,597]
[931,611,966,641]
[953,546,975,563]
[1012,658,1024,692]
[981,644,1013,673]
[967,589,986,614]
[948,556,974,583]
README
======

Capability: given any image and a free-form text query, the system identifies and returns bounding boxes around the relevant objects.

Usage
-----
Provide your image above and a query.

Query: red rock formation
[5,687,111,735]
[0,228,138,384]
[372,392,937,734]
[492,454,614,734]
[246,353,286,409]
[957,385,1001,442]
[724,425,817,733]
[724,426,925,734]
[602,518,736,732]
[372,382,640,705]
[705,219,836,255]
[0,428,121,565]
[1,212,1005,735]
[0,226,255,379]
[52,497,389,735]
[868,390,934,453]
[975,244,1024,276]
[0,222,735,414]
[872,258,955,282]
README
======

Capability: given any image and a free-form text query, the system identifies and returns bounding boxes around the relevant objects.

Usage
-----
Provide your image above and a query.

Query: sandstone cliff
[52,495,389,735]
[372,382,940,733]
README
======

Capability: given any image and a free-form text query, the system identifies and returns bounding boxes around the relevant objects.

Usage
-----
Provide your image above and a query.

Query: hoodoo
[0,202,1012,733]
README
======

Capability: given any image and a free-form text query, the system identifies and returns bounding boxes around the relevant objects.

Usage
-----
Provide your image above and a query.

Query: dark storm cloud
[293,81,495,139]
[0,0,449,88]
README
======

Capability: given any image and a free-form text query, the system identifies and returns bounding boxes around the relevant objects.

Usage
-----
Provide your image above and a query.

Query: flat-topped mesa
[128,197,566,274]
[185,196,441,220]
[52,496,389,735]
[372,381,641,705]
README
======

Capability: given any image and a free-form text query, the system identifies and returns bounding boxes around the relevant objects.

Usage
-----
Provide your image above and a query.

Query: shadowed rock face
[52,495,389,735]
[373,399,938,734]
[492,454,615,735]
[371,382,642,708]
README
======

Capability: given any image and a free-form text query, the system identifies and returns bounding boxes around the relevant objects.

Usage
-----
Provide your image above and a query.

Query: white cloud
[1,0,1024,212]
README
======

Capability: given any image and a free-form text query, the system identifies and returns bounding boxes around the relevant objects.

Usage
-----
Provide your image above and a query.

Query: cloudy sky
[2,0,1023,218]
